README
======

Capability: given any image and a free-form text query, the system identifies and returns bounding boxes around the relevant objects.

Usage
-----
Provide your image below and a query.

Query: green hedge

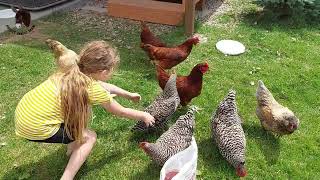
[256,0,320,18]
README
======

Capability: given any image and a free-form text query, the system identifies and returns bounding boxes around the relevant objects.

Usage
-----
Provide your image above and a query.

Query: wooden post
[185,0,195,37]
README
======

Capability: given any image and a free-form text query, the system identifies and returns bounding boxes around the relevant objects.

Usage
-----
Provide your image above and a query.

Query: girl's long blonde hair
[59,41,119,143]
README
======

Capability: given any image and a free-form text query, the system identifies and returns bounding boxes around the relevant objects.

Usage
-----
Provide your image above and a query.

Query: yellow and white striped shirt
[15,79,113,140]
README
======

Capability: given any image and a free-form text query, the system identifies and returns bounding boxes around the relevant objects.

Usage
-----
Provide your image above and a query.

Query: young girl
[14,41,155,180]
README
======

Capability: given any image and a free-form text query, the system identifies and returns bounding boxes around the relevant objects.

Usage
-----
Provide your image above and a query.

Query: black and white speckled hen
[139,106,198,166]
[211,90,247,177]
[132,74,180,132]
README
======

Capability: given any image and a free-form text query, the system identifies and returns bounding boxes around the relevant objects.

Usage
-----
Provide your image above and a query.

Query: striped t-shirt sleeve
[88,81,114,105]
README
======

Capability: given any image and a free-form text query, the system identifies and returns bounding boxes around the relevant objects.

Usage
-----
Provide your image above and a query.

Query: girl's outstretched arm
[101,99,155,127]
[100,81,141,102]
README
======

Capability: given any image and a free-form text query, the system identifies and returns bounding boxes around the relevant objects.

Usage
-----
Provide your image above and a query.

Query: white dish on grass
[216,40,246,55]
[0,9,16,19]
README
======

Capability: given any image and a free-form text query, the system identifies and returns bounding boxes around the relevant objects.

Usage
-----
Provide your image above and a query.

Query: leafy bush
[256,0,320,19]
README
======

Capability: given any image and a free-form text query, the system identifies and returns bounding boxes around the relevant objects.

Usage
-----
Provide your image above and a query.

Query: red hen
[143,37,200,69]
[156,62,209,106]
[140,22,166,49]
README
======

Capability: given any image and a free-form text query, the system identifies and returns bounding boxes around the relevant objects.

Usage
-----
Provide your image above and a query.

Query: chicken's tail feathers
[187,105,203,114]
[256,80,275,105]
[219,90,237,109]
[46,39,64,49]
[226,89,236,101]
[161,72,179,98]
[256,80,271,95]
[168,73,177,81]
[258,80,265,89]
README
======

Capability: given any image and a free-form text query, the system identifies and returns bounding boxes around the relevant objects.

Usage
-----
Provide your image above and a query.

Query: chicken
[45,39,79,72]
[142,36,200,69]
[139,106,198,166]
[132,74,180,132]
[211,90,247,177]
[140,22,166,50]
[6,6,35,35]
[12,6,31,28]
[256,80,299,135]
[156,62,209,106]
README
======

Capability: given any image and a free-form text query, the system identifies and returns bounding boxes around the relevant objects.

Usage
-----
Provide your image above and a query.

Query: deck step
[108,0,185,25]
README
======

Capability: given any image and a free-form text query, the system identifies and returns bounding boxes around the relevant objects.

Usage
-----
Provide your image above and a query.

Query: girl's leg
[61,129,97,180]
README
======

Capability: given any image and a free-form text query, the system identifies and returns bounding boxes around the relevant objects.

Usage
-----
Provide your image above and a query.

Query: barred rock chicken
[46,39,79,72]
[156,62,209,106]
[132,74,180,132]
[142,36,200,69]
[139,106,198,166]
[140,22,166,50]
[211,90,247,177]
[256,80,299,135]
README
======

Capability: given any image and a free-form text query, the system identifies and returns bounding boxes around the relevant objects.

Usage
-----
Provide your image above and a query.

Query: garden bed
[108,0,203,26]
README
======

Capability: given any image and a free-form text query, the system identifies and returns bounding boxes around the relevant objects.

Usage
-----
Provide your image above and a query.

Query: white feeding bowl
[216,40,246,56]
[0,9,16,18]
[0,9,16,27]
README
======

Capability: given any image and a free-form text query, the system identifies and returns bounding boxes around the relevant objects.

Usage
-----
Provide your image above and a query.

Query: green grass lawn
[1,0,320,179]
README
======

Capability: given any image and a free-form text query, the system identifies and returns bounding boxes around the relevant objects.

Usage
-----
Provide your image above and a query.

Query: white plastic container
[0,9,16,32]
[160,137,198,180]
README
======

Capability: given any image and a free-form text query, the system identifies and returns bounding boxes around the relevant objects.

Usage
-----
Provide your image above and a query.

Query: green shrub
[256,0,320,19]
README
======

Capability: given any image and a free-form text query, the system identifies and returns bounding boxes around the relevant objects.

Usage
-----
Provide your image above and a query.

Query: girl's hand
[130,93,141,103]
[142,112,155,127]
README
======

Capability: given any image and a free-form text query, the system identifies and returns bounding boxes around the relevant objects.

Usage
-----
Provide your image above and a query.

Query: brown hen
[140,22,166,49]
[156,62,209,106]
[143,36,199,69]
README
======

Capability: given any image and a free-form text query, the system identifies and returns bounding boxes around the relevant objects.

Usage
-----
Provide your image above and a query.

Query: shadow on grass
[243,123,280,165]
[197,137,238,178]
[76,150,126,179]
[2,146,125,180]
[128,162,161,180]
[2,147,66,180]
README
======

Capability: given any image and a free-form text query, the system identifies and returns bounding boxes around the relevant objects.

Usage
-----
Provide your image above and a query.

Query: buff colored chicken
[256,80,299,135]
[46,39,79,73]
